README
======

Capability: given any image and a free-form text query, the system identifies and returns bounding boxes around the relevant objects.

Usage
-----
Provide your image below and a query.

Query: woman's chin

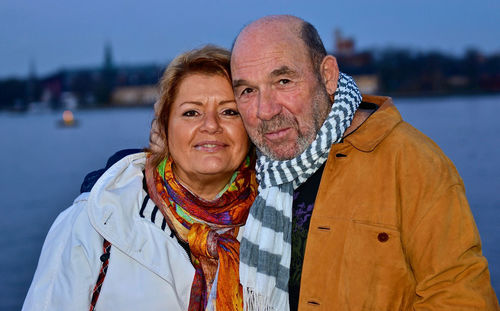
[193,165,233,177]
[190,157,238,178]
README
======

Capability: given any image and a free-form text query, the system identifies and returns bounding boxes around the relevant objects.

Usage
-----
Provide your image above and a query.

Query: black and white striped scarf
[239,72,362,310]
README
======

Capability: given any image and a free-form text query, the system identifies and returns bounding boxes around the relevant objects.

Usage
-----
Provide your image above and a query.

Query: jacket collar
[344,95,403,152]
[86,152,194,288]
[87,152,148,252]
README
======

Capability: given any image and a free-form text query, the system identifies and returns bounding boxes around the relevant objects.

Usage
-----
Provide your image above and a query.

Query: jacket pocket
[339,221,414,310]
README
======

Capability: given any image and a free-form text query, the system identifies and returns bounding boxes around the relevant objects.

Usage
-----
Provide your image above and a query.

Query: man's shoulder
[375,118,464,186]
[389,119,447,159]
[344,101,463,185]
[357,96,447,158]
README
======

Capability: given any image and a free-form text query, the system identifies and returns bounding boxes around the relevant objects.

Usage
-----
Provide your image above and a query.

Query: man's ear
[320,55,339,96]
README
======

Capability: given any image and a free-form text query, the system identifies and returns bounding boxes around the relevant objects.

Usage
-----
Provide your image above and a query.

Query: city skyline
[1,0,499,79]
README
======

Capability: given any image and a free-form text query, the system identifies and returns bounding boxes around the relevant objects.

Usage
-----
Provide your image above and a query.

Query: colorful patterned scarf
[146,155,257,311]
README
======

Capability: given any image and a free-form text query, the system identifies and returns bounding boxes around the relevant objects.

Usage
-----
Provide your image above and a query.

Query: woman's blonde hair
[149,45,231,168]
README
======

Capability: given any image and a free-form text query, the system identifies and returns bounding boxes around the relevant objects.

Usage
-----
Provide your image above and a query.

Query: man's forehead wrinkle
[233,49,287,72]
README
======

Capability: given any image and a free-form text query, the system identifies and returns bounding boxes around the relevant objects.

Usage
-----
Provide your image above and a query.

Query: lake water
[1,95,499,310]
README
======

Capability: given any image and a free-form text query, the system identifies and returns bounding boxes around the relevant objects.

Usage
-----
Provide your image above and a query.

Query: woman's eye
[222,109,239,116]
[182,110,198,117]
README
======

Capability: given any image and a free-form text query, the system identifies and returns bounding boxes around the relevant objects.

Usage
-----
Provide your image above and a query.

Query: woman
[23,45,257,311]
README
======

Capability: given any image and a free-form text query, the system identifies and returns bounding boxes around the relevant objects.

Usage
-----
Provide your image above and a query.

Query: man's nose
[257,89,282,120]
[200,111,222,133]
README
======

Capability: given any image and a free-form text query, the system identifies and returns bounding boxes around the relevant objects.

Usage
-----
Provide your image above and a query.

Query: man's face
[231,28,331,160]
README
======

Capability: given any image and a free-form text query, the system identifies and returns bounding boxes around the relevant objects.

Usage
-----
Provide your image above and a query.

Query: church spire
[103,41,114,70]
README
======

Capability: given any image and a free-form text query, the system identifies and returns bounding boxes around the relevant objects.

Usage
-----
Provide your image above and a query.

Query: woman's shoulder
[43,152,149,253]
[50,147,147,241]
[80,149,144,193]
[85,152,153,248]
[87,152,148,197]
[50,193,92,234]
[42,193,102,254]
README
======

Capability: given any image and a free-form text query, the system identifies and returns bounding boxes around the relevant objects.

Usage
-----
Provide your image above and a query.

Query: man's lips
[264,128,292,141]
[194,141,228,152]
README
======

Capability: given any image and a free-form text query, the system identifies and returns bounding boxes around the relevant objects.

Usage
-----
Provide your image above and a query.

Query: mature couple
[24,15,499,310]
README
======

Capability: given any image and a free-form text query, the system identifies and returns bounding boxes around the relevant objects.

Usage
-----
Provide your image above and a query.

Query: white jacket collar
[86,152,193,287]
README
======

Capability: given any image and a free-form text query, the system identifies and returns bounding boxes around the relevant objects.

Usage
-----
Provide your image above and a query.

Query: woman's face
[167,73,249,187]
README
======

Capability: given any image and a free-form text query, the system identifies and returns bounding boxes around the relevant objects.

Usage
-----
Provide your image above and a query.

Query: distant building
[37,43,164,108]
[112,85,158,106]
[333,29,379,94]
[352,75,379,94]
[334,29,355,56]
[103,41,114,72]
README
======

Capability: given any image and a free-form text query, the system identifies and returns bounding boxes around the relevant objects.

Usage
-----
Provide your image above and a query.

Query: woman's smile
[194,140,229,152]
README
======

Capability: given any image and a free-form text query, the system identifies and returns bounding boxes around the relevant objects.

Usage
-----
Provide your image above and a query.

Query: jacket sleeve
[22,194,99,311]
[402,171,499,309]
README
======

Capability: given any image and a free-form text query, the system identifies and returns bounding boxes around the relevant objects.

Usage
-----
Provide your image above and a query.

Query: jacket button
[377,232,389,242]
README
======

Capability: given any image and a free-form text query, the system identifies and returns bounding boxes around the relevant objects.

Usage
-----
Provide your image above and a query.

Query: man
[228,15,499,310]
[86,15,499,310]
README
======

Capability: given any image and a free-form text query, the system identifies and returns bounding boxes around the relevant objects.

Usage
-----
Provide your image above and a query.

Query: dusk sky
[1,0,499,79]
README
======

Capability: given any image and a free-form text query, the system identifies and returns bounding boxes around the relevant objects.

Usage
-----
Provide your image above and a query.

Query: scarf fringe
[243,288,276,311]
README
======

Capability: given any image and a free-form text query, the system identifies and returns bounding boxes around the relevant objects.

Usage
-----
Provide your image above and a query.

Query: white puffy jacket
[23,153,195,311]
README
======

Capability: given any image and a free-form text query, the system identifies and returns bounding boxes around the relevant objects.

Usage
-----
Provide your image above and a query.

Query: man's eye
[222,109,240,116]
[279,79,291,85]
[182,110,198,117]
[241,88,253,96]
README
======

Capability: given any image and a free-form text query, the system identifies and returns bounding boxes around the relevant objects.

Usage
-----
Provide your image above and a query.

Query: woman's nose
[200,111,222,133]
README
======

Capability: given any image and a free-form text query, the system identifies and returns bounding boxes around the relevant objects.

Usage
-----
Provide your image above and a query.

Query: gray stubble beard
[253,83,332,161]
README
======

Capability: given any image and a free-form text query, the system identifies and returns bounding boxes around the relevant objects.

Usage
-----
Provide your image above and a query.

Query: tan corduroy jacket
[298,95,499,310]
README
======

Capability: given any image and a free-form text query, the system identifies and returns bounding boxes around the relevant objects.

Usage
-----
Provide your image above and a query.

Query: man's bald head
[232,15,327,77]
